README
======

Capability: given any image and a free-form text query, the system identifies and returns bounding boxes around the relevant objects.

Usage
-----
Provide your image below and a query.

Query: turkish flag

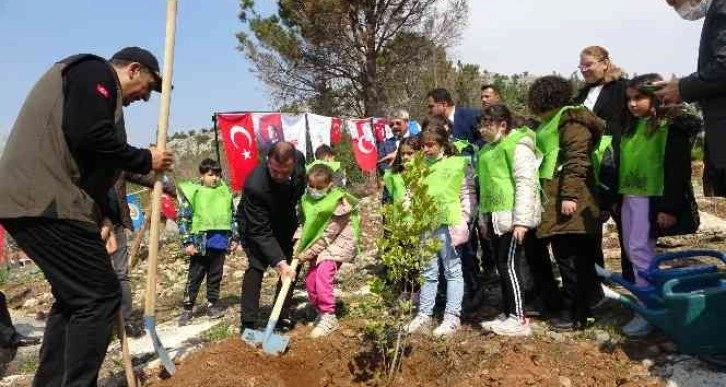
[218,113,258,191]
[331,117,343,145]
[348,119,377,173]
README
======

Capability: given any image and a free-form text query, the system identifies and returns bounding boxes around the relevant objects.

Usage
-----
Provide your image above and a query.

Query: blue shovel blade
[241,328,264,346]
[143,316,176,374]
[262,333,290,356]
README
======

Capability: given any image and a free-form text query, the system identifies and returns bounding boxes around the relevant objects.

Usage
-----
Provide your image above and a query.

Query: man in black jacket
[0,47,173,386]
[238,142,306,331]
[658,0,726,196]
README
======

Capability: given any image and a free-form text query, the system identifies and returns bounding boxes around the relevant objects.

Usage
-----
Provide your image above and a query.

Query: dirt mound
[149,324,662,387]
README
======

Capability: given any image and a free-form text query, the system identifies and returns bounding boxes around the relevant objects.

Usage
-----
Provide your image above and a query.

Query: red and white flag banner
[306,113,332,155]
[217,113,258,191]
[347,118,377,172]
[281,114,308,152]
[372,118,391,143]
[252,113,284,153]
[330,117,343,145]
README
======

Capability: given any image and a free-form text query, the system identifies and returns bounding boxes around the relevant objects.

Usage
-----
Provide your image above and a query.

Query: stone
[594,330,611,346]
[642,359,655,368]
[233,270,245,280]
[559,376,572,387]
[22,298,38,308]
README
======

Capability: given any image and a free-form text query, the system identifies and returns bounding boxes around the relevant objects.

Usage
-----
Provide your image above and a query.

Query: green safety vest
[453,139,477,154]
[298,188,360,254]
[536,106,578,180]
[382,170,406,203]
[424,156,467,225]
[619,119,668,196]
[477,128,536,212]
[592,135,613,187]
[306,159,341,173]
[178,181,233,234]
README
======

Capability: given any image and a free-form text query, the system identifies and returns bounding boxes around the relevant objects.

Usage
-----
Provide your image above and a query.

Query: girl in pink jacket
[294,163,358,338]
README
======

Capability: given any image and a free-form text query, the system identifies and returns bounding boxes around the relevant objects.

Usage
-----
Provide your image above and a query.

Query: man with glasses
[377,109,414,174]
[0,47,173,385]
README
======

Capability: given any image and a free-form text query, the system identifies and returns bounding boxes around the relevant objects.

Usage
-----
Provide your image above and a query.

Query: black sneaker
[178,309,193,327]
[208,304,224,319]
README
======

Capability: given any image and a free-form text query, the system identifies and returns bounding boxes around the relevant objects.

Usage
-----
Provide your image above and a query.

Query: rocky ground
[2,168,726,386]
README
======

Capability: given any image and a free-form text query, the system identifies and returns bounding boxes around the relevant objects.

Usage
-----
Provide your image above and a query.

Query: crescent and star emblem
[230,125,253,160]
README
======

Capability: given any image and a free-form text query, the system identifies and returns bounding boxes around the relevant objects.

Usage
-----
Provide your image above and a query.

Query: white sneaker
[432,314,460,338]
[491,315,532,337]
[405,314,432,334]
[480,313,507,332]
[309,313,338,338]
[622,314,652,337]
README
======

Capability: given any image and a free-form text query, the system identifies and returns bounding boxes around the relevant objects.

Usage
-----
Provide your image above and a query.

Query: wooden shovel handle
[267,259,300,322]
[144,0,178,316]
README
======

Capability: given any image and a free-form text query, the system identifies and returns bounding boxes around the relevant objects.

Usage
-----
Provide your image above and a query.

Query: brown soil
[149,322,662,387]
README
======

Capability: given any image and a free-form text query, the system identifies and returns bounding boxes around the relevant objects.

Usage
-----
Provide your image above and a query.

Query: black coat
[649,114,702,238]
[680,0,726,194]
[573,78,629,148]
[236,151,306,270]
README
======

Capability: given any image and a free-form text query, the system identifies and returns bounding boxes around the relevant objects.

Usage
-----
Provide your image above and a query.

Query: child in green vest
[382,136,421,205]
[314,144,346,187]
[476,104,541,337]
[528,76,603,331]
[293,163,358,338]
[618,74,700,337]
[404,124,475,338]
[177,158,236,326]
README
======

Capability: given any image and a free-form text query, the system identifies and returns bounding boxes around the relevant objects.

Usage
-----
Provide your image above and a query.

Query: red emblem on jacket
[95,83,109,99]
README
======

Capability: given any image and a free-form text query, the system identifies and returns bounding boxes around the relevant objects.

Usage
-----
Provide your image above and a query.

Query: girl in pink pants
[294,163,358,338]
[619,74,700,337]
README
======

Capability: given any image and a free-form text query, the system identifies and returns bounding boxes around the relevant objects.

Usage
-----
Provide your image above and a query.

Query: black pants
[491,233,526,319]
[240,246,298,329]
[110,226,132,322]
[460,231,482,297]
[550,234,599,323]
[523,232,561,312]
[2,217,120,387]
[182,249,226,309]
[0,292,16,347]
[593,215,634,283]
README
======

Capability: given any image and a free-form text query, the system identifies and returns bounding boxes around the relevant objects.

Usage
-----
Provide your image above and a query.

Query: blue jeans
[419,226,464,317]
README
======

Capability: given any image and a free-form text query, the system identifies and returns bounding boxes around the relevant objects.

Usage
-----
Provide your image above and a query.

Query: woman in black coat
[573,45,634,285]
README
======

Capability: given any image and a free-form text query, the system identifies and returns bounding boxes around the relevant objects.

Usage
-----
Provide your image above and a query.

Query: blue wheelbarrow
[601,272,726,355]
[595,249,726,308]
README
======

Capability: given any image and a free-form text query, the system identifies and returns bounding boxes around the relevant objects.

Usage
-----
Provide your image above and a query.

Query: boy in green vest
[294,163,358,338]
[476,104,541,336]
[177,158,237,326]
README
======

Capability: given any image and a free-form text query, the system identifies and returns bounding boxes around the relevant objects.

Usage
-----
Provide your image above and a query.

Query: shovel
[142,0,178,375]
[116,312,137,387]
[241,258,300,356]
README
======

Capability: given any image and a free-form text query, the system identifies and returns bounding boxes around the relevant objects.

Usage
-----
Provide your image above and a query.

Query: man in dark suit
[237,142,306,331]
[658,0,726,196]
[425,88,482,146]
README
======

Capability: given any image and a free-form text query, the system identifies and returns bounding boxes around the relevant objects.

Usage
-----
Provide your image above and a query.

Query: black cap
[111,47,163,92]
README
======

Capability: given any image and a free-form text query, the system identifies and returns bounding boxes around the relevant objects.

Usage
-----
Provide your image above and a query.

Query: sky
[0,0,704,147]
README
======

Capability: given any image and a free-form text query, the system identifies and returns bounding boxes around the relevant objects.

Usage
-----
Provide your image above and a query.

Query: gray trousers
[111,225,132,322]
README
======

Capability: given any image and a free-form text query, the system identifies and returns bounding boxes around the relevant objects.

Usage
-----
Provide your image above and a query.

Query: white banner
[281,113,308,151]
[306,113,332,155]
